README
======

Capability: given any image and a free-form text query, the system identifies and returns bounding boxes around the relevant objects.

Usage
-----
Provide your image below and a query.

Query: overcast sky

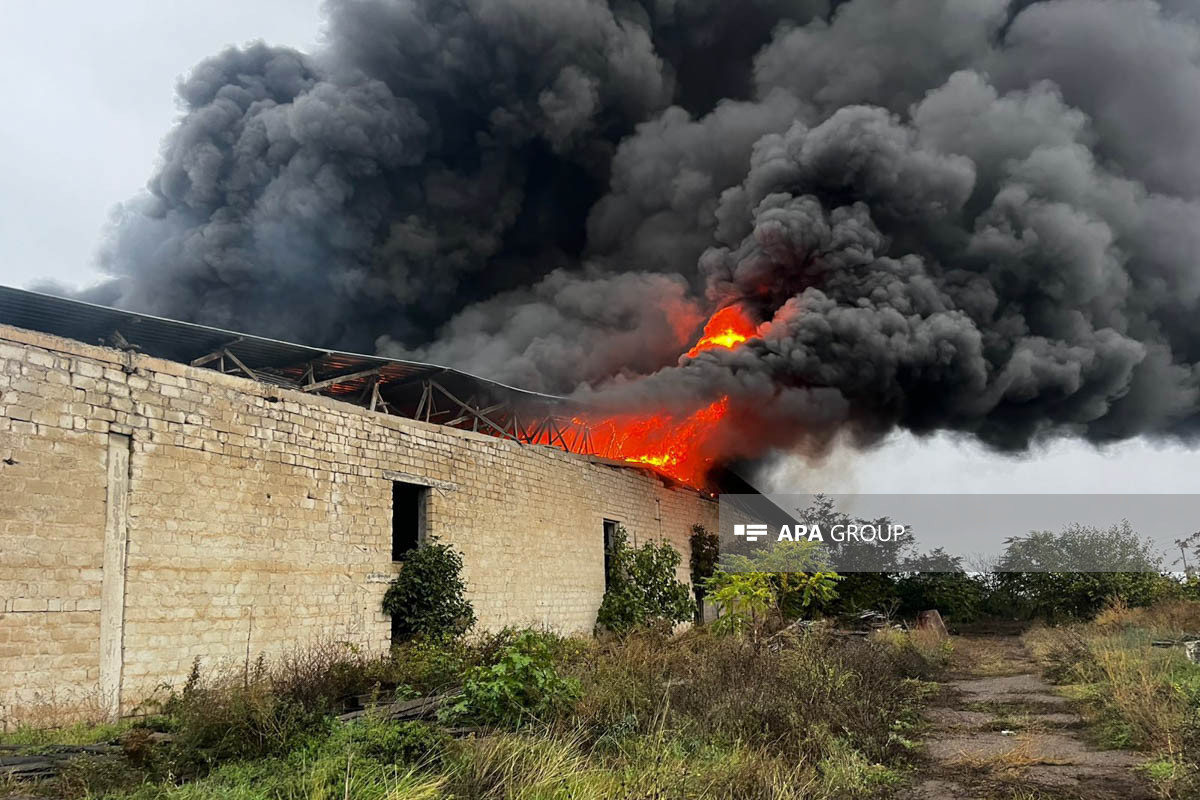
[0,1,322,289]
[0,0,1194,494]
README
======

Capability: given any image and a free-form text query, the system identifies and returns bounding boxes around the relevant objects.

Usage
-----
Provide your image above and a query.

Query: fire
[519,307,758,488]
[576,397,729,487]
[685,305,757,357]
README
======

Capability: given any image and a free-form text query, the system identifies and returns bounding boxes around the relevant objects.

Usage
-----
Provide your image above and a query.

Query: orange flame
[685,305,757,357]
[584,397,729,487]
[521,308,758,487]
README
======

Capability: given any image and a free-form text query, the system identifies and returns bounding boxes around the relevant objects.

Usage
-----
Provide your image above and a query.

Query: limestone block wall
[0,323,718,726]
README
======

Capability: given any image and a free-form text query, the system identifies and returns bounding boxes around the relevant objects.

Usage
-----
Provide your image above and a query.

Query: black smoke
[94,0,1200,458]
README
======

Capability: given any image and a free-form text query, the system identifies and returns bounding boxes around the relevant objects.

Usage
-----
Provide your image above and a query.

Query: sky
[0,0,1195,495]
[0,1,323,289]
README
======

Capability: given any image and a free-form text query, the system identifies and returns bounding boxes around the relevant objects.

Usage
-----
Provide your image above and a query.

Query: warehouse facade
[0,289,717,725]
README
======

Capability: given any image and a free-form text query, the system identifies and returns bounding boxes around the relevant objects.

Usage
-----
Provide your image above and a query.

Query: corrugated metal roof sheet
[0,284,572,414]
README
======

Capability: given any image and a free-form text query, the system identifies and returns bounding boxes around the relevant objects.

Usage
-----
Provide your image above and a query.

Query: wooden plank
[336,692,457,723]
[302,367,383,393]
[190,338,243,366]
[223,349,258,381]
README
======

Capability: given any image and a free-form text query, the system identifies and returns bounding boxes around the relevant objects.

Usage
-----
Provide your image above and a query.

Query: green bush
[715,539,841,624]
[345,719,450,765]
[596,526,694,633]
[383,539,476,641]
[444,631,581,727]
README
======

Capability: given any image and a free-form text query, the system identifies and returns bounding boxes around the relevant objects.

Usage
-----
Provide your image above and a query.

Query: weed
[0,719,131,747]
[5,627,947,800]
[443,630,581,727]
[1025,600,1200,797]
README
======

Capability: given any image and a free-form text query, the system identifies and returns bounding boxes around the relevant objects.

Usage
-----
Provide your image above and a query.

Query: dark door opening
[392,481,427,560]
[603,519,619,591]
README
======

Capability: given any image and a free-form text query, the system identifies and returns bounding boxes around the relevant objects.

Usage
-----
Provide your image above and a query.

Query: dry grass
[446,727,844,800]
[1,689,111,734]
[1023,600,1200,798]
[952,636,1030,677]
[946,735,1074,774]
[1092,598,1200,635]
[569,626,941,764]
[4,628,948,800]
[1025,624,1195,753]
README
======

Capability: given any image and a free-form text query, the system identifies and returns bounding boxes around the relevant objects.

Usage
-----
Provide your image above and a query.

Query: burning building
[7,0,1200,725]
[0,285,718,723]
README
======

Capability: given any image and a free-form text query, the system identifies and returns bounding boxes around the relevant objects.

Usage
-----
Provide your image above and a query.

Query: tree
[710,539,841,638]
[994,521,1166,619]
[894,549,987,622]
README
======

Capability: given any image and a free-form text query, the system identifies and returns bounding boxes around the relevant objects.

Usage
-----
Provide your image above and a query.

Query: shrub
[569,628,938,766]
[705,571,777,641]
[443,631,581,727]
[596,526,694,633]
[344,719,450,765]
[706,540,841,638]
[383,538,476,641]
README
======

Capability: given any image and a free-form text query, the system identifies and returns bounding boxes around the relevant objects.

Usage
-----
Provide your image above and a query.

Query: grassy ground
[2,627,949,800]
[1024,599,1200,798]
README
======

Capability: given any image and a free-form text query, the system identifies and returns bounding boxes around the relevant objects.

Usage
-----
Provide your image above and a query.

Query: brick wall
[0,323,717,725]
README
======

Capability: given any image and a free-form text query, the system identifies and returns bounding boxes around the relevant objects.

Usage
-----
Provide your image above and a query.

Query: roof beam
[428,379,517,441]
[190,338,244,367]
[222,348,258,381]
[445,402,507,427]
[302,366,384,393]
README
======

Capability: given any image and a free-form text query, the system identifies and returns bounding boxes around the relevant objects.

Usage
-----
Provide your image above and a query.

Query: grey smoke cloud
[92,0,1200,465]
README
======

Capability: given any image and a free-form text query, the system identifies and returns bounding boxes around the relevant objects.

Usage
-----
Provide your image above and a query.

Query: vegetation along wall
[0,322,717,725]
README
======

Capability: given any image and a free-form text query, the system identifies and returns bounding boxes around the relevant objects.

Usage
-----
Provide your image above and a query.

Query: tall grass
[1025,599,1200,798]
[11,627,947,800]
[101,718,447,800]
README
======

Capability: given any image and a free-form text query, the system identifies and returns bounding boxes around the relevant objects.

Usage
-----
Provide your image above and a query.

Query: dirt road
[904,634,1155,800]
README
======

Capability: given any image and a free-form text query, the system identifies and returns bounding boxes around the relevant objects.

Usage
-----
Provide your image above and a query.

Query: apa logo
[733,523,768,542]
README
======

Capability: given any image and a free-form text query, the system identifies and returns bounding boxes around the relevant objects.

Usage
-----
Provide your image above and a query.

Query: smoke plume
[93,0,1200,463]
